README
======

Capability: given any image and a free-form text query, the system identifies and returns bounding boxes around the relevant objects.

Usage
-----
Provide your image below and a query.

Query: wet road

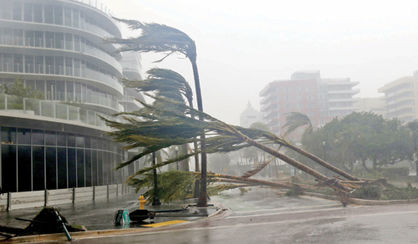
[71,187,418,244]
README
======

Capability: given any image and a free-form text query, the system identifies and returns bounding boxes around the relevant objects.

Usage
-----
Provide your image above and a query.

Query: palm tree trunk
[219,122,352,193]
[281,142,359,181]
[189,57,208,207]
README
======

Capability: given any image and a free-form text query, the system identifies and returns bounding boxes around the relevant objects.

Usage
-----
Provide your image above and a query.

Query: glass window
[55,56,63,75]
[35,80,45,97]
[66,81,74,101]
[57,133,66,146]
[12,2,22,21]
[3,29,13,45]
[57,148,67,188]
[85,137,90,148]
[18,145,31,191]
[65,34,72,50]
[35,56,43,73]
[45,131,56,145]
[25,31,34,46]
[31,129,44,145]
[2,54,13,72]
[68,148,76,187]
[33,4,42,23]
[97,151,103,185]
[25,80,35,90]
[75,82,81,102]
[32,146,44,190]
[17,128,31,144]
[76,149,84,187]
[73,59,80,76]
[2,145,17,192]
[45,56,53,74]
[55,33,63,49]
[76,136,84,148]
[44,6,53,24]
[34,31,43,47]
[91,150,97,186]
[73,10,79,27]
[24,3,33,22]
[85,150,91,186]
[53,6,62,25]
[14,30,23,45]
[13,54,23,73]
[1,127,16,144]
[74,36,80,51]
[45,32,54,48]
[65,58,72,76]
[25,56,34,73]
[68,135,75,147]
[46,147,57,189]
[56,81,65,100]
[64,8,71,26]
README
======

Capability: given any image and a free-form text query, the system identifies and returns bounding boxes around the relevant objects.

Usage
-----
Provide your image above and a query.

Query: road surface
[69,187,418,244]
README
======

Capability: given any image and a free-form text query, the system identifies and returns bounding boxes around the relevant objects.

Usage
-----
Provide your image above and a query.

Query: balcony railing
[0,93,110,130]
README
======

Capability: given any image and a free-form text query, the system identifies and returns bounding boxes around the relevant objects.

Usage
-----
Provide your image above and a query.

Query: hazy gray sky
[101,0,418,124]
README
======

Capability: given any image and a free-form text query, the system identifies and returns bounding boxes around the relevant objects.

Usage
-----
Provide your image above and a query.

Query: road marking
[142,220,188,228]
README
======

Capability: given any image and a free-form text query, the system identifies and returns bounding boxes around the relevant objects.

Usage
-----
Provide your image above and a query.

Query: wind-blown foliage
[110,17,208,206]
[104,96,360,200]
[302,112,413,173]
[109,18,196,62]
[283,112,313,137]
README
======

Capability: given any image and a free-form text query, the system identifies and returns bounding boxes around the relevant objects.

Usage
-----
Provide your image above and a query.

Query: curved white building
[0,0,139,193]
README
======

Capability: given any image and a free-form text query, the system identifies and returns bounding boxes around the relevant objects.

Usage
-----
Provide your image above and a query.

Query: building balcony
[0,44,122,76]
[0,93,110,130]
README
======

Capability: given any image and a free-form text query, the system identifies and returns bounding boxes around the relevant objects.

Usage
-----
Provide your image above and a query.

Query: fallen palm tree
[104,96,367,205]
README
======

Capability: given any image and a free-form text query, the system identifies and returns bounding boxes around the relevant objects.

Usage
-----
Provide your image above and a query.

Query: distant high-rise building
[260,71,359,134]
[378,71,418,122]
[240,102,262,128]
[353,97,386,116]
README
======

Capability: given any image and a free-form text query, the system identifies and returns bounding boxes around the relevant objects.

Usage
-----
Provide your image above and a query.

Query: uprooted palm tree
[103,96,365,205]
[109,18,209,206]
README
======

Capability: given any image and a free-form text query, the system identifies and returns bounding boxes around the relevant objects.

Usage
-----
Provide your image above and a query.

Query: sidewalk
[0,193,220,232]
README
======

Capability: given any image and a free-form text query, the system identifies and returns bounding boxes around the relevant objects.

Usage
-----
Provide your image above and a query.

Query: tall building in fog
[260,71,359,134]
[240,102,262,128]
[378,71,418,122]
[0,0,141,193]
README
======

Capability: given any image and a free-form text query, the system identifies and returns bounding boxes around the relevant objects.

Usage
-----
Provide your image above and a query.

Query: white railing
[0,93,110,129]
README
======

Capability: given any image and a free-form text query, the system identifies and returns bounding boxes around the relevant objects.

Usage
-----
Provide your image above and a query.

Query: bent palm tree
[283,112,313,137]
[123,68,195,171]
[104,97,365,205]
[109,18,209,206]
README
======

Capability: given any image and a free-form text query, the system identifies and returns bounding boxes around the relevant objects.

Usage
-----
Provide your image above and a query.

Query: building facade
[0,0,141,193]
[378,72,418,122]
[260,71,359,134]
[353,97,386,116]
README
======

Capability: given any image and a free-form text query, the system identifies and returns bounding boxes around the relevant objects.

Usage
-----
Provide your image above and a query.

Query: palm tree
[282,112,313,137]
[104,97,365,206]
[109,18,209,206]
